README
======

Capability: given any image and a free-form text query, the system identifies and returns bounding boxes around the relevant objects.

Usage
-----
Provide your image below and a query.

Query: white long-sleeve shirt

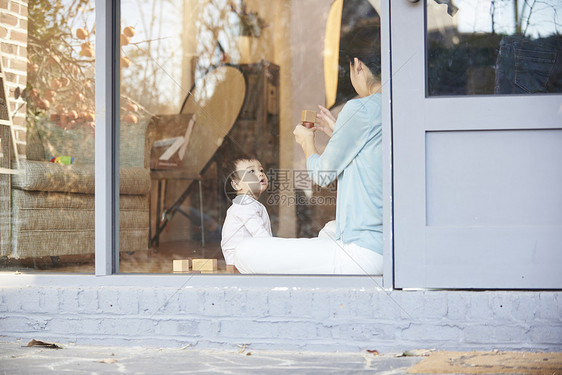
[221,194,272,265]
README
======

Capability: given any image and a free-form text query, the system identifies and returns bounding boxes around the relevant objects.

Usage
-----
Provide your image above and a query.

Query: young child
[221,156,272,271]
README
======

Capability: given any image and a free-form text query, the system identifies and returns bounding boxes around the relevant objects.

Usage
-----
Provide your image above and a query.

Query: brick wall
[0,0,27,156]
[0,276,561,352]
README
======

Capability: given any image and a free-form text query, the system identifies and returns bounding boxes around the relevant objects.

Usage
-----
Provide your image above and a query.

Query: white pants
[234,221,383,275]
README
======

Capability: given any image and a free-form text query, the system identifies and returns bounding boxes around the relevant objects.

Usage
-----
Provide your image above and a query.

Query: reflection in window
[0,0,96,273]
[115,0,381,274]
[427,0,562,96]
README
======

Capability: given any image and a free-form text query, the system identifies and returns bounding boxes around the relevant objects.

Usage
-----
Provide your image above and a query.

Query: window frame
[93,0,394,288]
[95,0,120,275]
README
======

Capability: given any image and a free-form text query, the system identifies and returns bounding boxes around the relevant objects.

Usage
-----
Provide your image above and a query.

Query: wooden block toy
[226,265,240,274]
[192,259,218,273]
[173,259,191,273]
[301,110,316,129]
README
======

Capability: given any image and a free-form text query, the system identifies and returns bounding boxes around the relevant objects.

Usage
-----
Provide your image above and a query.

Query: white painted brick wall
[0,277,560,352]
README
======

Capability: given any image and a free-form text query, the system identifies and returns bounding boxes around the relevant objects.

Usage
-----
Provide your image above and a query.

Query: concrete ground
[0,342,425,374]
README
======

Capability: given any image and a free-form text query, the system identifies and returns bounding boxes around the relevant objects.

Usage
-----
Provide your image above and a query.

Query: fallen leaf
[25,339,62,349]
[366,350,379,355]
[98,358,118,364]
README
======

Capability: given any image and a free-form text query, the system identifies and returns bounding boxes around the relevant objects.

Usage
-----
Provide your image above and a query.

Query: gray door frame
[390,0,562,289]
[380,0,394,289]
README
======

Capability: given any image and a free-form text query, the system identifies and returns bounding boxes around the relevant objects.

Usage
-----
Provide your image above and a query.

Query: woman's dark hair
[331,15,381,108]
[341,23,381,78]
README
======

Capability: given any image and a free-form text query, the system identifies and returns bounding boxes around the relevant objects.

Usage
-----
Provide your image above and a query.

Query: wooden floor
[0,240,229,274]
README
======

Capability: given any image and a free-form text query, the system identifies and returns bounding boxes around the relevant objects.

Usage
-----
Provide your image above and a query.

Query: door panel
[392,0,562,289]
[423,227,562,288]
[426,129,562,226]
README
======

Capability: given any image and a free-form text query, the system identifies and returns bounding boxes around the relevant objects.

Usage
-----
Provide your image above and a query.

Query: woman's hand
[314,105,336,137]
[293,123,314,146]
[293,124,317,159]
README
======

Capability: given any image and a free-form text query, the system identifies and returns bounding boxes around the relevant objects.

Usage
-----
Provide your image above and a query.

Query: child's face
[232,159,268,197]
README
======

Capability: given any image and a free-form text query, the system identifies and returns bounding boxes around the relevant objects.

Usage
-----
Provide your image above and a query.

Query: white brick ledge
[0,274,560,352]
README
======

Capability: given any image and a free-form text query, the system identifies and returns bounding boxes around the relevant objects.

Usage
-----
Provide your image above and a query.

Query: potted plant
[230,1,268,63]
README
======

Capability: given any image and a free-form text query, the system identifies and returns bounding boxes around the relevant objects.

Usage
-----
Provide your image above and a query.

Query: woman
[234,31,383,274]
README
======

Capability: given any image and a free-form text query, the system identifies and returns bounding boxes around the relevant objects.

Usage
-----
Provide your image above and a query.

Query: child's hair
[223,154,259,200]
[224,154,259,184]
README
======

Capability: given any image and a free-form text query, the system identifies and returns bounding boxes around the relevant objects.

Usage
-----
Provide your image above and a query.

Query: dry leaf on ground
[97,358,118,364]
[25,339,62,349]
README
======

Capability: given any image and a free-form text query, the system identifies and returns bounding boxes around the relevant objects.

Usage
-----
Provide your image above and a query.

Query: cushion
[9,190,149,259]
[12,190,148,230]
[12,160,150,195]
[35,116,149,167]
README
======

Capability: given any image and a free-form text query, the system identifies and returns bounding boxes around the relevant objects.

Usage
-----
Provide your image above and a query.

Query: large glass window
[427,0,562,96]
[0,0,384,275]
[0,0,96,273]
[118,0,383,274]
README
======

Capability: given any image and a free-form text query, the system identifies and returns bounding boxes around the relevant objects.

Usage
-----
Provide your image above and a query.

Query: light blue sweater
[307,93,383,254]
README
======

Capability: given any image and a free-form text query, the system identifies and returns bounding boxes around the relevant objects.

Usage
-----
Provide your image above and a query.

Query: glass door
[392,0,562,288]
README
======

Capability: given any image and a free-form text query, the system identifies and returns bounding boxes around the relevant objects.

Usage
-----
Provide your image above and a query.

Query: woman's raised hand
[314,105,336,137]
[293,123,314,146]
